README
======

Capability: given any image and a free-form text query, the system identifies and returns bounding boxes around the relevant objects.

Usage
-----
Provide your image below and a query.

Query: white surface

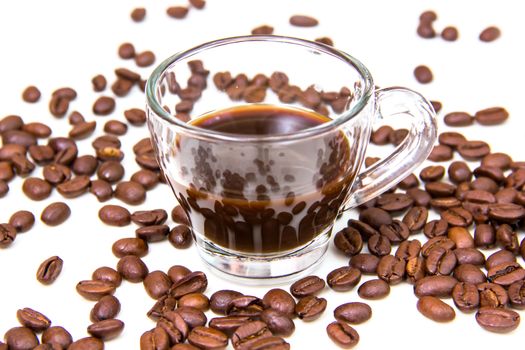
[1,0,524,349]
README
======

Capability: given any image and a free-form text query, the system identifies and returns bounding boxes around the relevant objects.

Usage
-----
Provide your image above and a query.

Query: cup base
[195,228,331,285]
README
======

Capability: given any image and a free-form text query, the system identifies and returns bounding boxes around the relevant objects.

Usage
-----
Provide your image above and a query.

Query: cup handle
[344,86,437,210]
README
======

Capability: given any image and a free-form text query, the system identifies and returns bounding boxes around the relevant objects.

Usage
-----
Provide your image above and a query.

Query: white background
[1,0,525,349]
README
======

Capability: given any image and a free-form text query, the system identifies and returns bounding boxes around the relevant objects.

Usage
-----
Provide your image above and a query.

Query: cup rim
[146,35,374,142]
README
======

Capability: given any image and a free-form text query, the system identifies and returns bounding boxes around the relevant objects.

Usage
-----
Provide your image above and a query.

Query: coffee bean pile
[0,5,520,350]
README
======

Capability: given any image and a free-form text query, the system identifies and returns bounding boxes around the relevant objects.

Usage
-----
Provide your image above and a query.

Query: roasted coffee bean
[9,210,35,233]
[476,307,519,334]
[423,219,448,239]
[464,190,496,204]
[40,202,70,226]
[447,227,474,249]
[452,282,480,312]
[489,203,525,224]
[326,266,361,292]
[143,270,172,299]
[71,155,97,176]
[0,224,15,248]
[417,22,436,38]
[22,122,52,138]
[358,207,392,229]
[478,282,508,308]
[454,248,486,266]
[376,193,413,212]
[226,295,264,318]
[42,163,71,185]
[118,42,135,59]
[420,165,445,182]
[131,169,159,189]
[131,209,167,226]
[162,310,190,341]
[495,188,517,203]
[347,219,378,241]
[414,275,458,297]
[209,316,249,338]
[96,146,123,162]
[11,153,35,175]
[140,327,170,350]
[247,336,290,350]
[487,262,525,286]
[0,180,7,197]
[67,111,85,125]
[98,205,130,227]
[56,175,90,198]
[41,326,72,349]
[481,153,512,171]
[425,247,457,275]
[156,318,184,345]
[474,166,506,183]
[377,255,405,284]
[425,182,456,198]
[349,254,380,274]
[131,7,146,21]
[93,96,116,115]
[333,227,362,256]
[175,307,208,329]
[262,289,296,317]
[370,125,393,145]
[22,177,52,201]
[326,321,359,348]
[189,0,206,8]
[92,266,122,287]
[380,220,410,242]
[395,240,421,261]
[414,65,433,84]
[90,295,121,322]
[2,130,37,147]
[368,234,391,257]
[429,144,454,162]
[91,74,107,92]
[104,120,127,135]
[441,207,473,227]
[148,296,177,321]
[441,26,459,41]
[0,161,15,181]
[448,161,472,184]
[135,50,156,67]
[167,6,189,19]
[112,78,134,97]
[4,327,39,349]
[508,281,525,309]
[124,108,146,126]
[260,309,295,336]
[117,255,148,283]
[115,181,146,205]
[444,112,473,127]
[171,271,208,299]
[36,256,63,285]
[22,85,41,102]
[231,321,272,350]
[454,264,486,284]
[168,265,192,284]
[289,15,318,27]
[479,26,501,42]
[112,237,148,258]
[457,140,491,160]
[137,224,170,243]
[251,25,274,35]
[87,319,124,341]
[76,280,116,301]
[421,236,455,257]
[486,249,516,270]
[168,225,193,248]
[495,224,519,254]
[357,278,390,299]
[69,121,96,140]
[398,173,419,189]
[474,224,495,248]
[334,302,372,324]
[179,293,210,312]
[95,161,123,184]
[417,296,455,322]
[0,114,24,133]
[210,290,244,315]
[471,177,499,194]
[405,189,430,208]
[290,275,325,298]
[16,308,51,332]
[406,257,426,283]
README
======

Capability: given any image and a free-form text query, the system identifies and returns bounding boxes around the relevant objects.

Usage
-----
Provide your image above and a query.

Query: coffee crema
[171,105,355,254]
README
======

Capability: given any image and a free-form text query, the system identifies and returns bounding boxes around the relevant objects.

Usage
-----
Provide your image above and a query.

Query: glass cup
[146,35,437,282]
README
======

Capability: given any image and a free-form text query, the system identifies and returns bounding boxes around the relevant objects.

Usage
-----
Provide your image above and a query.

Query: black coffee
[171,105,354,254]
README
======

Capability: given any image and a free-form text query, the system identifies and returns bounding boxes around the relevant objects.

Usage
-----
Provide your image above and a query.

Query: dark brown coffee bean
[399,207,427,233]
[96,146,123,162]
[179,293,210,312]
[148,296,177,321]
[168,225,192,248]
[92,96,116,115]
[425,182,457,198]
[184,326,227,350]
[486,249,516,270]
[489,203,525,224]
[0,180,7,197]
[135,152,159,170]
[398,173,419,189]
[289,15,318,27]
[421,236,456,257]
[454,248,486,266]
[86,319,124,341]
[414,275,458,297]
[143,270,172,299]
[16,308,51,332]
[395,240,422,261]
[441,26,459,41]
[41,326,72,349]
[140,327,169,350]
[11,153,35,175]
[117,255,148,283]
[208,316,248,338]
[290,275,325,298]
[476,307,519,333]
[428,144,453,162]
[262,289,295,317]
[452,282,480,312]
[76,280,116,301]
[114,181,146,205]
[333,227,362,256]
[417,22,436,38]
[487,261,525,286]
[22,177,52,201]
[231,321,272,350]
[494,188,516,204]
[98,205,130,227]
[40,202,70,226]
[130,209,167,226]
[124,108,146,126]
[334,302,372,324]
[175,307,208,329]
[478,282,508,308]
[327,266,361,292]
[326,321,359,348]
[210,290,244,315]
[90,179,113,202]
[349,254,380,274]
[0,161,15,181]
[379,220,410,243]
[56,175,90,198]
[423,219,448,239]
[441,207,473,227]
[91,74,107,92]
[135,50,156,67]
[9,210,34,233]
[405,257,426,283]
[444,112,473,127]
[420,165,445,182]
[96,161,124,183]
[36,256,63,285]
[171,271,207,298]
[358,207,392,229]
[347,219,378,241]
[376,193,413,212]
[42,163,71,185]
[131,7,146,21]
[377,255,405,284]
[495,224,520,253]
[474,224,495,248]
[226,295,264,318]
[136,224,169,243]
[457,140,491,160]
[357,278,390,300]
[425,246,457,275]
[103,120,127,136]
[246,336,290,350]
[91,295,121,322]
[71,155,97,176]
[368,234,391,257]
[453,264,486,284]
[22,122,51,138]
[0,114,24,133]
[22,85,41,103]
[92,266,122,287]
[2,130,37,148]
[417,296,455,322]
[130,169,158,190]
[508,281,525,309]
[4,327,39,350]
[260,309,295,337]
[414,65,433,84]
[118,42,135,59]
[448,161,472,184]
[68,121,96,140]
[438,132,466,148]
[168,265,192,284]
[251,25,274,35]
[430,197,462,211]
[479,26,501,42]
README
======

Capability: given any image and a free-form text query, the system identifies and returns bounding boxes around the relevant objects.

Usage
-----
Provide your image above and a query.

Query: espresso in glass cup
[146,36,437,282]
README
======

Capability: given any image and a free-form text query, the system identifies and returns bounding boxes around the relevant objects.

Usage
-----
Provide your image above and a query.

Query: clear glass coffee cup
[146,35,437,282]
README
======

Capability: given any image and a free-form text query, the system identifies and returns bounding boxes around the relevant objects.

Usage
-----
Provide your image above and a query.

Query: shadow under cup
[146,36,376,282]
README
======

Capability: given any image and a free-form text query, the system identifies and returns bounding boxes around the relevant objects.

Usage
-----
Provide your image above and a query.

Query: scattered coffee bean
[16,308,51,332]
[91,295,121,322]
[22,86,41,103]
[479,26,501,42]
[87,319,124,340]
[76,280,116,301]
[326,321,359,349]
[441,26,459,41]
[93,96,116,115]
[68,337,104,350]
[118,42,135,59]
[143,270,172,299]
[131,7,146,22]
[104,120,128,135]
[92,266,122,287]
[117,255,149,283]
[417,296,455,322]
[167,6,189,19]
[168,225,192,248]
[289,15,318,27]
[36,256,63,285]
[41,326,73,349]
[414,65,433,84]
[115,181,146,205]
[357,279,390,299]
[22,177,52,201]
[140,327,170,350]
[40,202,71,226]
[334,302,372,324]
[9,210,35,233]
[0,223,17,248]
[4,327,39,350]
[92,74,107,92]
[210,290,244,315]
[261,309,295,336]
[327,266,361,292]
[290,275,325,298]
[475,107,508,125]
[414,275,458,297]
[476,307,519,333]
[333,227,362,256]
[428,144,453,162]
